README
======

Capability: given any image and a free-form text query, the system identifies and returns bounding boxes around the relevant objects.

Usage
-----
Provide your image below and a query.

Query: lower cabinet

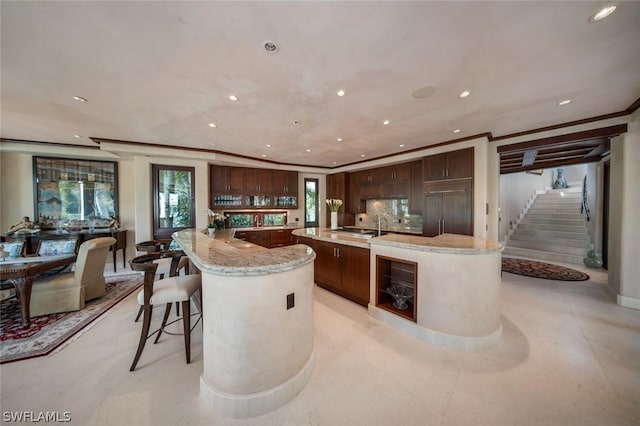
[313,240,370,306]
[234,228,294,248]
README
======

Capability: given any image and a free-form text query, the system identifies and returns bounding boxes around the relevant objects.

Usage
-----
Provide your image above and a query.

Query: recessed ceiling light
[261,154,267,158]
[333,161,337,164]
[293,120,300,125]
[336,138,342,142]
[72,95,87,102]
[228,95,238,101]
[398,144,405,148]
[74,134,81,138]
[383,120,390,125]
[453,129,461,134]
[459,90,470,98]
[265,144,272,148]
[558,99,571,106]
[263,40,278,53]
[589,5,617,22]
[209,142,216,147]
[208,123,217,128]
[360,154,366,157]
[337,90,346,97]
[305,149,311,153]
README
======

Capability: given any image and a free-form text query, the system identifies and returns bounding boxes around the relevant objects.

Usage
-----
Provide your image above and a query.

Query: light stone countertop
[369,233,503,255]
[292,228,503,254]
[291,227,372,249]
[172,228,315,276]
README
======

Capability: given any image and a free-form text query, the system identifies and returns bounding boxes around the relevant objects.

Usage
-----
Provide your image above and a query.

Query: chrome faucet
[374,215,388,236]
[254,214,261,227]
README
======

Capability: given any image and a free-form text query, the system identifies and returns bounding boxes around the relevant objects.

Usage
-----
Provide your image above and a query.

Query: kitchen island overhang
[172,228,316,419]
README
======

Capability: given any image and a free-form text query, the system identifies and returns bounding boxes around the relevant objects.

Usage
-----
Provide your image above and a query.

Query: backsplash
[354,199,422,234]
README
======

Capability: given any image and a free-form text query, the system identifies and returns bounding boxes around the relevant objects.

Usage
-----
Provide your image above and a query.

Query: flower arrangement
[203,209,223,229]
[326,199,343,212]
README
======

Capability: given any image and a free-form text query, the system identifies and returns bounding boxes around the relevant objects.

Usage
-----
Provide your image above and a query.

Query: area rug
[502,257,589,281]
[0,274,142,364]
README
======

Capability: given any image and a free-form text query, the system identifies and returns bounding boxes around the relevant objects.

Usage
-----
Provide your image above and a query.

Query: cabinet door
[409,160,423,214]
[442,190,473,236]
[211,166,229,193]
[244,169,273,194]
[423,153,447,181]
[423,192,442,237]
[314,240,341,289]
[270,229,293,248]
[227,168,244,193]
[446,148,474,180]
[339,245,370,304]
[348,172,364,213]
[284,171,298,196]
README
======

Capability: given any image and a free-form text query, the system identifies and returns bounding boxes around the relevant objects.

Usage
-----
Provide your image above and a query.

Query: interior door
[153,165,195,239]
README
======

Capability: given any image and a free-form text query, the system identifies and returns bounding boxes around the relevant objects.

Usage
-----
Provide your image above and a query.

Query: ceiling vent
[264,41,278,54]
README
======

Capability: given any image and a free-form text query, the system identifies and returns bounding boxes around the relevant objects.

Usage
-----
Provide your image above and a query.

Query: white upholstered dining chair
[29,237,115,317]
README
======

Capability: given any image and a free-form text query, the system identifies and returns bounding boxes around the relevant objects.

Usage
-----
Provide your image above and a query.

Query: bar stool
[129,250,201,371]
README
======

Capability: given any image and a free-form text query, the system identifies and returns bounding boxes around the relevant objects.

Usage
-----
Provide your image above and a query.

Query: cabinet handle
[438,219,441,235]
[336,248,341,258]
[442,219,445,233]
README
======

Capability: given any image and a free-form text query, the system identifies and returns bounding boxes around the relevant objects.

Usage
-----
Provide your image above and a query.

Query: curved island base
[369,233,503,353]
[173,229,316,418]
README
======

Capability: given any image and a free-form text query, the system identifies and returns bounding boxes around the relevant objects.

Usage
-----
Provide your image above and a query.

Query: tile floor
[1,262,639,425]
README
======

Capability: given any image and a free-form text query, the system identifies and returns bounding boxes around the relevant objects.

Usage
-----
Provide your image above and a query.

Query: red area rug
[0,274,142,364]
[502,257,589,281]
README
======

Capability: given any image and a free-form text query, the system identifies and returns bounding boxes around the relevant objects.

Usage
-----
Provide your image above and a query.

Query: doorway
[152,165,195,239]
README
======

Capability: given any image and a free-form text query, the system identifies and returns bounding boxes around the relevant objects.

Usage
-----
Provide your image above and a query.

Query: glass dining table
[0,255,77,329]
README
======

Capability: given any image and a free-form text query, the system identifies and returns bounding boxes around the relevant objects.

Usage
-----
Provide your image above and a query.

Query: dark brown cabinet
[409,160,423,214]
[423,147,473,182]
[210,166,298,209]
[270,228,294,248]
[234,228,294,248]
[313,240,370,306]
[273,171,298,196]
[212,166,244,193]
[326,172,353,226]
[244,169,273,195]
[422,180,473,237]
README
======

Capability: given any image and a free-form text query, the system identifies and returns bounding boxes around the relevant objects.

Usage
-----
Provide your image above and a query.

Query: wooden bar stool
[129,251,201,371]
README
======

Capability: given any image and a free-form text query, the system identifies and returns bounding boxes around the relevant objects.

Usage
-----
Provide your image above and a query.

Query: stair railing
[581,175,590,222]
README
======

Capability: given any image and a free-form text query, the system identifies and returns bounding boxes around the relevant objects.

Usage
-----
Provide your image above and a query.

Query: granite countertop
[291,228,372,249]
[172,228,315,276]
[292,228,503,254]
[369,233,503,254]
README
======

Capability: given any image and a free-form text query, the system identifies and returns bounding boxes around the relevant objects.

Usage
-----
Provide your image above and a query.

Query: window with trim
[304,178,319,228]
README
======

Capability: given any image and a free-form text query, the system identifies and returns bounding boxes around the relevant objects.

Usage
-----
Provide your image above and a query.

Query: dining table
[0,254,77,329]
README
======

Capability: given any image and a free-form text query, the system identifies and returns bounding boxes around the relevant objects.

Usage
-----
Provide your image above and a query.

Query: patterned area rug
[502,257,589,281]
[0,274,142,364]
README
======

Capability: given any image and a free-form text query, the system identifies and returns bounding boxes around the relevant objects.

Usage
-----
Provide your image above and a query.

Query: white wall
[607,109,640,307]
[498,170,550,241]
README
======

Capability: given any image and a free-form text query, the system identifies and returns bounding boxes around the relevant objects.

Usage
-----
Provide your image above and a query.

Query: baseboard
[604,285,640,310]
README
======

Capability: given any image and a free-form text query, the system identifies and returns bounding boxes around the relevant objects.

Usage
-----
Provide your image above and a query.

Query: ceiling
[1,2,639,169]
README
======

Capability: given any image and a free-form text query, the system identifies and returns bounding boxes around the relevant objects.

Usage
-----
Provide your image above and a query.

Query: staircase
[503,187,592,265]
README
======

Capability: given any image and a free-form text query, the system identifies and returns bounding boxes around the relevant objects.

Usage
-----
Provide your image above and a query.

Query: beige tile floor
[1,262,639,425]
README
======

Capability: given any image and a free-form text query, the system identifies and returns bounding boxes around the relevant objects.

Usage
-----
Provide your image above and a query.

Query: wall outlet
[287,293,295,309]
[359,217,363,222]
[295,217,299,222]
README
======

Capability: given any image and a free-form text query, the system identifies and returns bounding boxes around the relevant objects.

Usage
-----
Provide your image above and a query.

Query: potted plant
[203,209,222,236]
[325,199,342,230]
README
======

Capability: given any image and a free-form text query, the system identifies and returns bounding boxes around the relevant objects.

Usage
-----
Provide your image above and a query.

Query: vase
[208,228,216,237]
[330,211,338,230]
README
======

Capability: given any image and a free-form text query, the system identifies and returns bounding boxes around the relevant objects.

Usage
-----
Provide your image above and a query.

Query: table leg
[11,277,33,329]
[112,247,117,273]
[122,247,126,270]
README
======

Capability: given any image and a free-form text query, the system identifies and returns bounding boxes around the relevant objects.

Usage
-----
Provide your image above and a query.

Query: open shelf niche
[375,255,417,322]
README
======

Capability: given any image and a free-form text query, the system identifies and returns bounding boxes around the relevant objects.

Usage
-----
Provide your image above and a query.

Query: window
[153,165,195,239]
[304,178,319,228]
[33,156,118,229]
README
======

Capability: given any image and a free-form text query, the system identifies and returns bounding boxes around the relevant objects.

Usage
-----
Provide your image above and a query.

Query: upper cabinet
[212,166,244,193]
[326,172,354,226]
[423,147,474,182]
[210,166,298,209]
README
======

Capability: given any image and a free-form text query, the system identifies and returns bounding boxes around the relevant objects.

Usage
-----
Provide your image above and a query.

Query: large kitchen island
[293,228,503,352]
[172,228,316,418]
